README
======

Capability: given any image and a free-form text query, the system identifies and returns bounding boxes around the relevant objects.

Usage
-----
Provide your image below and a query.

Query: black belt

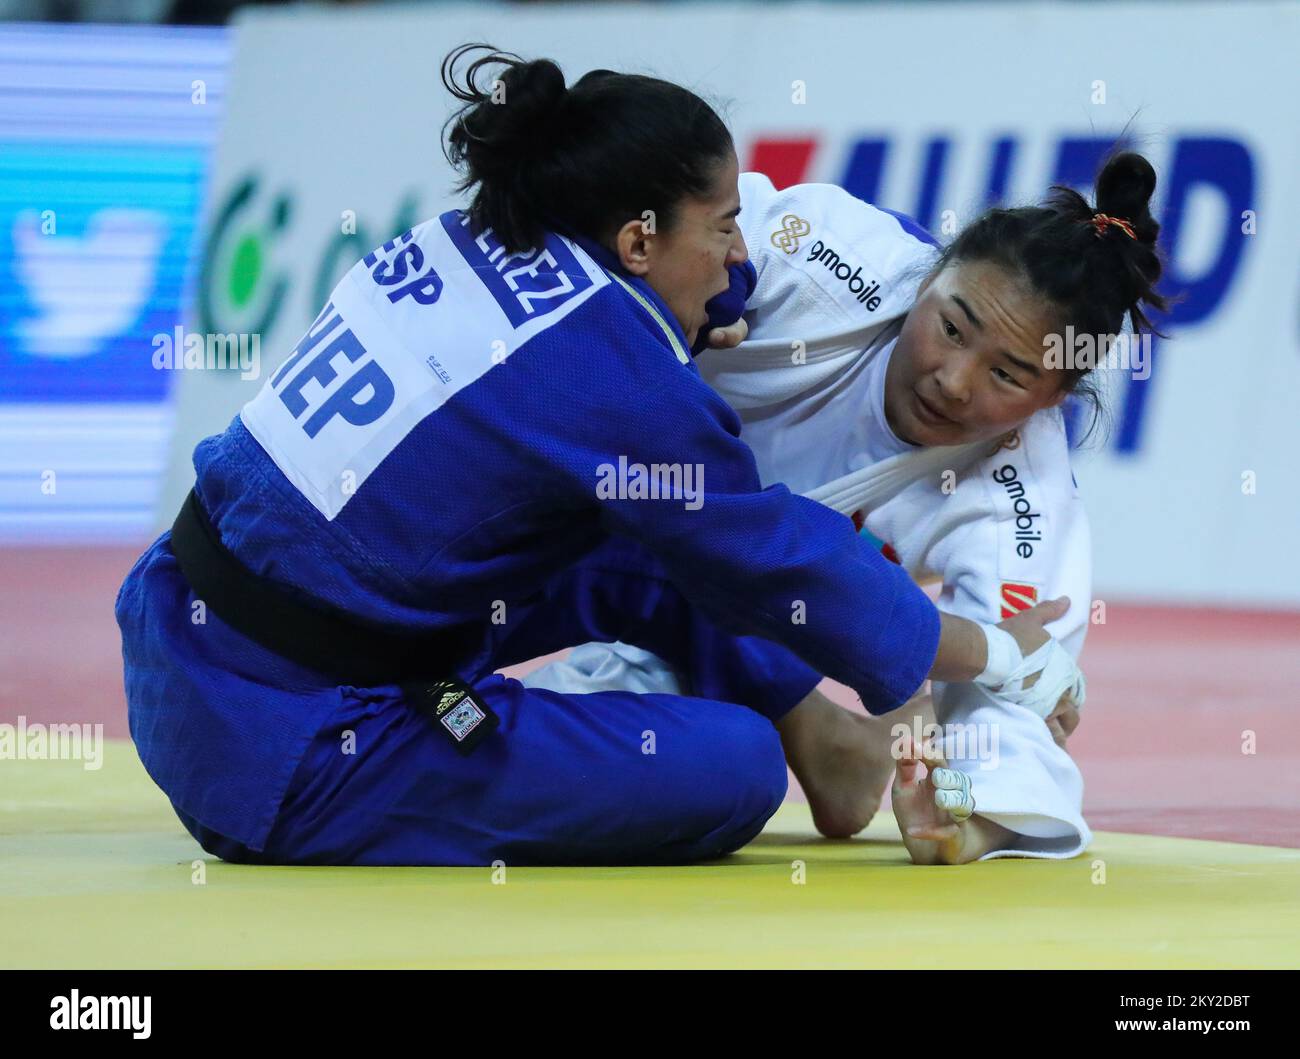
[169,488,481,688]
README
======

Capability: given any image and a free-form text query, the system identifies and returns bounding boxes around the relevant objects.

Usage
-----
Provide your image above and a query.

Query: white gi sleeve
[735,170,937,342]
[897,408,1094,859]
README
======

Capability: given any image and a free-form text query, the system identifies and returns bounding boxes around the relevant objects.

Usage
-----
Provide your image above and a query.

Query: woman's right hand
[996,595,1070,663]
[929,596,1070,684]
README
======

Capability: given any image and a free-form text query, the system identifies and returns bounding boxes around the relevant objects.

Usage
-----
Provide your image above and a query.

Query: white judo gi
[527,172,1093,859]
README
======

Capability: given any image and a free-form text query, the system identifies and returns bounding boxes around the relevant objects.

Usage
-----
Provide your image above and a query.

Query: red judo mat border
[4,545,1298,848]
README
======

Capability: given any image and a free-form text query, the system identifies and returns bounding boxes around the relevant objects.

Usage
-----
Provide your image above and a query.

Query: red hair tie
[1090,213,1137,240]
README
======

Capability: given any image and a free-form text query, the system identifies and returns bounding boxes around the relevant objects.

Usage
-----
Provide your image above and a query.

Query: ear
[614,218,653,276]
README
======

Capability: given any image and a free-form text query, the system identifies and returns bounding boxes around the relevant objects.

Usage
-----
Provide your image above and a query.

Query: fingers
[1056,704,1081,737]
[995,596,1068,660]
[931,766,975,822]
[917,739,948,772]
[1001,595,1070,632]
[706,318,748,348]
[901,733,946,776]
[1046,699,1081,748]
[1031,595,1070,620]
[893,731,922,784]
[896,731,951,780]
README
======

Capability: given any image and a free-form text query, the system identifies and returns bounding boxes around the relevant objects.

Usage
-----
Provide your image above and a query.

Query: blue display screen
[0,23,230,540]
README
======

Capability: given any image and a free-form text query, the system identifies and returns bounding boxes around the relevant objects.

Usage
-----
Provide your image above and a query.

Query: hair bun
[500,59,567,124]
[440,43,734,255]
[443,47,568,182]
[470,58,566,159]
[1095,151,1159,244]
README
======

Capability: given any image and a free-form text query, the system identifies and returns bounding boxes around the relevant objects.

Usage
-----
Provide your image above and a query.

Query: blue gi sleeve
[546,318,939,714]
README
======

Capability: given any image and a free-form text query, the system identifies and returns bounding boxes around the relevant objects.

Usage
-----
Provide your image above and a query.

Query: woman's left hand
[1045,697,1081,749]
[891,734,967,857]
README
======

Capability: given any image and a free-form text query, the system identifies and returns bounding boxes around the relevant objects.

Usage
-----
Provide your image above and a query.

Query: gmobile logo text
[805,240,884,311]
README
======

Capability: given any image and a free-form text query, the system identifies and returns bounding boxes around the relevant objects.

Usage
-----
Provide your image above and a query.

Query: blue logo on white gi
[440,211,593,328]
[268,300,395,438]
[364,228,444,306]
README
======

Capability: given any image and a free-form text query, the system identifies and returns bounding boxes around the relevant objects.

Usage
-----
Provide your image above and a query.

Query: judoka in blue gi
[116,47,1068,865]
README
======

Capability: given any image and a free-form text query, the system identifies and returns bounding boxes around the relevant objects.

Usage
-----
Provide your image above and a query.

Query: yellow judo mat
[3,741,1298,969]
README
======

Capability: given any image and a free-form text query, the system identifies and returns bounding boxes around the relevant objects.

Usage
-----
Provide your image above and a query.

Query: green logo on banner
[199,174,293,344]
[198,173,426,357]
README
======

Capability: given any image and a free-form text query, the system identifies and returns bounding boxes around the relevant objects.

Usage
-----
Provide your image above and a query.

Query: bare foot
[777,689,897,838]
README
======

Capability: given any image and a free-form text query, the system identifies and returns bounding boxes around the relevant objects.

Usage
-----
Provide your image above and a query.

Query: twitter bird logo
[12,208,166,360]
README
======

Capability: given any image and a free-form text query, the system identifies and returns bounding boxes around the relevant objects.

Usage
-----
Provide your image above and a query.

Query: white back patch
[241,214,609,519]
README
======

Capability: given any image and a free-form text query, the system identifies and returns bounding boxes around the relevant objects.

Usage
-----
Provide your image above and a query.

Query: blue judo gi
[115,211,939,865]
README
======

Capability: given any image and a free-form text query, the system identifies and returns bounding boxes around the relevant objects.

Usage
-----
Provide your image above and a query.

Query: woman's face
[885,259,1070,447]
[617,150,748,348]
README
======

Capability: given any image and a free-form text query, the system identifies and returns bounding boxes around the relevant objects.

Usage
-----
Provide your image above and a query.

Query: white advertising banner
[164,1,1300,606]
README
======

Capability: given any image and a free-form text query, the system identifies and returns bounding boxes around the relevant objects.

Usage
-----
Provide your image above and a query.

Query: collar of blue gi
[569,232,693,366]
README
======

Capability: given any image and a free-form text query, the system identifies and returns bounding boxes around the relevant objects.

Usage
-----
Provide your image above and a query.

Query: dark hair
[441,44,734,255]
[935,150,1171,430]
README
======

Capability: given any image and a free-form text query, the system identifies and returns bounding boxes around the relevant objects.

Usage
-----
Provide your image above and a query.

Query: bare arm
[929,596,1070,683]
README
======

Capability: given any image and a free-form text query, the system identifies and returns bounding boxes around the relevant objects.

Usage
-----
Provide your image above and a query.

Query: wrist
[975,624,1021,688]
[930,613,987,682]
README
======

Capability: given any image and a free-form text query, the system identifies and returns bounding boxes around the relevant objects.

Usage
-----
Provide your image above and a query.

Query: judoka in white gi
[529,156,1170,863]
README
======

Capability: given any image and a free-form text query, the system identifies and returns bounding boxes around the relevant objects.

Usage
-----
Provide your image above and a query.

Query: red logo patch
[1000,581,1038,618]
